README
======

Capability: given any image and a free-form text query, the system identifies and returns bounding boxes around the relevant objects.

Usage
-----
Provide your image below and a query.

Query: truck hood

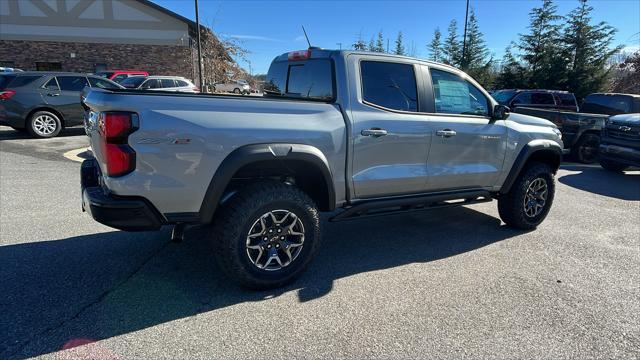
[609,113,640,124]
[506,112,556,128]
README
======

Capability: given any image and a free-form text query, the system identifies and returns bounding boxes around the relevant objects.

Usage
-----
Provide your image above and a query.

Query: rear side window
[557,93,577,107]
[43,78,60,91]
[175,79,189,87]
[582,95,632,115]
[161,79,176,88]
[264,59,334,100]
[531,93,554,105]
[112,74,128,83]
[57,76,89,91]
[88,77,120,90]
[430,68,489,116]
[361,61,418,112]
[8,75,42,88]
[0,75,17,89]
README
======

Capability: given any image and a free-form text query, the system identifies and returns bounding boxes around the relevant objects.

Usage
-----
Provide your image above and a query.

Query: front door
[425,68,507,191]
[350,59,432,199]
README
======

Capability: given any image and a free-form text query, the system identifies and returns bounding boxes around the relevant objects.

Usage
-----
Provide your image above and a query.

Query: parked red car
[96,70,149,83]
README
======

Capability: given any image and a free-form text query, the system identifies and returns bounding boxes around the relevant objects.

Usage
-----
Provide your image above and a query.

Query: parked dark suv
[0,72,121,138]
[492,89,579,112]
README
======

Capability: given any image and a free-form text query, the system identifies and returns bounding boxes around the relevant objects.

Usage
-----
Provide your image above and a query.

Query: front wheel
[212,181,321,289]
[498,162,555,230]
[572,133,600,164]
[233,88,241,94]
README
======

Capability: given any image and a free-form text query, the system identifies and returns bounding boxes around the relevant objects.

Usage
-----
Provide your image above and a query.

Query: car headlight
[552,128,562,139]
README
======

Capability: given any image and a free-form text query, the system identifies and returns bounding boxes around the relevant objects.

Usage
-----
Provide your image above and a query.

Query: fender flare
[500,140,563,194]
[198,143,336,223]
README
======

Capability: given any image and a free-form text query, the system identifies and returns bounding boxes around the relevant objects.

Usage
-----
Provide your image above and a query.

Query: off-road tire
[599,158,628,173]
[212,181,321,289]
[26,110,62,138]
[498,162,555,230]
[572,133,600,164]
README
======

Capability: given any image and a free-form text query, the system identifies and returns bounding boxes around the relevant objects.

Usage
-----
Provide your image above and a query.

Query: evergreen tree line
[352,0,624,101]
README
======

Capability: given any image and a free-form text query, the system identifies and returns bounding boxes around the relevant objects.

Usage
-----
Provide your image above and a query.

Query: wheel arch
[500,140,562,195]
[198,143,336,223]
[26,107,66,128]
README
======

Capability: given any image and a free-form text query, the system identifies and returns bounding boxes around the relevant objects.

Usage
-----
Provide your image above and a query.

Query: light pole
[462,0,470,70]
[195,0,203,92]
[336,42,342,50]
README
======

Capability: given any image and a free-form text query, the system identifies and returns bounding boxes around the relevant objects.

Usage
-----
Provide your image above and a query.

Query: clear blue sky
[152,0,640,75]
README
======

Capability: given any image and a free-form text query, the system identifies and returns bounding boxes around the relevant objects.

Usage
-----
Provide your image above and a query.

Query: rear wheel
[27,110,62,138]
[233,88,241,94]
[498,162,555,230]
[212,181,321,289]
[599,158,628,173]
[572,133,600,164]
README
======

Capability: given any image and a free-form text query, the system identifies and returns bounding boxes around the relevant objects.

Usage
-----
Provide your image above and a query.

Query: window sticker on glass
[436,80,470,113]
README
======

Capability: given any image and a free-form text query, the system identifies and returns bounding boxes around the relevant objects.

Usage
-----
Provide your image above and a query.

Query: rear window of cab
[264,59,334,101]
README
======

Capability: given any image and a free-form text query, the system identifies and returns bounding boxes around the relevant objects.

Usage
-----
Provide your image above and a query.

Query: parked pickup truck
[599,113,640,172]
[513,93,640,163]
[81,49,563,289]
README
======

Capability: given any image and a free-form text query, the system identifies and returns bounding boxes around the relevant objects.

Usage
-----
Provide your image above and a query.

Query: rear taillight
[99,112,138,177]
[0,90,16,100]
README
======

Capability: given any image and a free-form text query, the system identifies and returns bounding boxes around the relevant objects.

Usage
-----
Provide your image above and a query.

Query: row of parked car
[490,89,639,170]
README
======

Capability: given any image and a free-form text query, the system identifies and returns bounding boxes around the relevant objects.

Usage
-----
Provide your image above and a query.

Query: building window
[94,63,107,73]
[36,62,63,71]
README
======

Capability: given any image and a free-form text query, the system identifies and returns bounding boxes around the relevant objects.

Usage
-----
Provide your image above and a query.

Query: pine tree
[375,30,385,52]
[460,8,492,86]
[495,43,528,89]
[442,20,461,67]
[518,0,565,89]
[368,36,375,52]
[394,31,405,55]
[427,28,443,62]
[563,0,622,100]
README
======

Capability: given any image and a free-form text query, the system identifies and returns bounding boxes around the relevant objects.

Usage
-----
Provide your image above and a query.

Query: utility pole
[386,38,389,53]
[336,42,342,50]
[195,0,204,92]
[461,0,470,70]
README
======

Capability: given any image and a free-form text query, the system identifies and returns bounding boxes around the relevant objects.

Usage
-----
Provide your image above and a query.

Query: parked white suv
[120,76,198,93]
[214,80,251,94]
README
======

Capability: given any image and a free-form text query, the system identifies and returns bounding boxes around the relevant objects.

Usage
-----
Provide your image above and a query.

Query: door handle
[436,129,457,138]
[361,128,388,137]
[47,93,60,97]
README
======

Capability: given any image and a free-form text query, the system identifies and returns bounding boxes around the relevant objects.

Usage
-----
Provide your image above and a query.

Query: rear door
[424,67,507,191]
[349,57,432,198]
[45,75,89,125]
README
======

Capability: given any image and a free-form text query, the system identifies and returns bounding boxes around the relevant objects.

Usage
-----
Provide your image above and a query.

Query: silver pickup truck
[81,49,563,289]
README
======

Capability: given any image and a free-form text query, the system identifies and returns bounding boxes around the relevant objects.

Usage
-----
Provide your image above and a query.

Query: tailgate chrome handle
[361,128,388,137]
[436,129,457,137]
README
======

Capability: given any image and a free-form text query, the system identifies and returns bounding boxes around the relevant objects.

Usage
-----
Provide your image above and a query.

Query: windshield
[492,90,516,104]
[264,59,334,101]
[120,76,146,88]
[581,94,633,115]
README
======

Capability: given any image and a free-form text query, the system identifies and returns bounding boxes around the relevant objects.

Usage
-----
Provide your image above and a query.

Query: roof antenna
[301,25,312,48]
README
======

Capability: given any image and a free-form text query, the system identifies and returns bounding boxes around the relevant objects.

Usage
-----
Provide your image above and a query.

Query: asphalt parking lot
[1,125,639,359]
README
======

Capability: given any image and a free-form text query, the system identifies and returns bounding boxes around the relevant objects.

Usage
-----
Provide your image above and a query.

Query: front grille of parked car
[606,126,640,141]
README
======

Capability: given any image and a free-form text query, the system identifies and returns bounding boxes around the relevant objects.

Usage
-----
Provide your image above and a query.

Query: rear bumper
[599,144,640,167]
[81,159,163,231]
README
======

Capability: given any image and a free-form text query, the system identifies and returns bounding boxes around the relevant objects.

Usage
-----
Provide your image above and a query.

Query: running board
[330,190,493,222]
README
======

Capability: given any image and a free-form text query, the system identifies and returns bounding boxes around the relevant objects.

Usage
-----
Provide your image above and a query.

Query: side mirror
[492,104,510,121]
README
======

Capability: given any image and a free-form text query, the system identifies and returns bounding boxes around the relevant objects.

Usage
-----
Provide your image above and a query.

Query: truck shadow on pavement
[2,206,520,359]
[558,164,640,201]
